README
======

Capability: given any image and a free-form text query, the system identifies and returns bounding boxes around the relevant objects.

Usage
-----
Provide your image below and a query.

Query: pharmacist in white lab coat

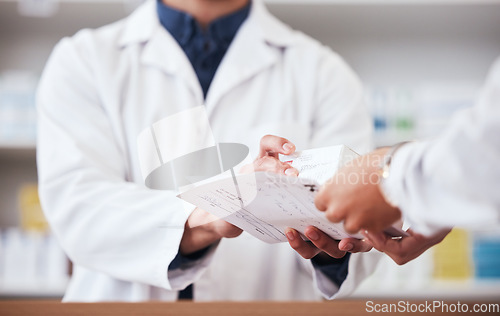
[37,0,378,302]
[314,56,500,265]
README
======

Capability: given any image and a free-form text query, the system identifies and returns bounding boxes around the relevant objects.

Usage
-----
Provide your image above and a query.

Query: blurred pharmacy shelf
[1,0,500,299]
[353,281,500,300]
[0,142,36,151]
[271,0,500,3]
[1,1,500,76]
[0,284,66,298]
[0,144,36,161]
[0,229,69,298]
[2,0,500,4]
[352,229,500,300]
[365,81,483,147]
[266,0,500,3]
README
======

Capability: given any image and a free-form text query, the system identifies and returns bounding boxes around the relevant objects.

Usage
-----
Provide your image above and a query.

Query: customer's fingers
[338,237,373,253]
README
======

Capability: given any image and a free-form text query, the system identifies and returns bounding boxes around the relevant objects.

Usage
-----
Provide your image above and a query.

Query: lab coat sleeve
[37,37,215,291]
[381,57,500,236]
[301,251,381,299]
[310,48,374,155]
[298,47,381,299]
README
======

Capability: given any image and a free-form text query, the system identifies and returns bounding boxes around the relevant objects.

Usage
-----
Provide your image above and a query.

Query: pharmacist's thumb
[253,156,299,177]
[259,135,295,158]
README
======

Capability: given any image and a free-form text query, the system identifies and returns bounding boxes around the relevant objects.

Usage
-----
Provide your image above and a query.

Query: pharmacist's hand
[180,208,243,256]
[285,226,373,259]
[240,135,299,176]
[362,228,451,265]
[315,147,401,234]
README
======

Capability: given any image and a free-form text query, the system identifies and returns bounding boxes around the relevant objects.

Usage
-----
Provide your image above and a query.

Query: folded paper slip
[178,145,407,243]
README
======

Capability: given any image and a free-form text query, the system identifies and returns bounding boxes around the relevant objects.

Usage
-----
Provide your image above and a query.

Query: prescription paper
[177,145,371,243]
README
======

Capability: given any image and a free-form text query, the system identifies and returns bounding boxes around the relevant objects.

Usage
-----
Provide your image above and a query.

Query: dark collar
[157,0,251,46]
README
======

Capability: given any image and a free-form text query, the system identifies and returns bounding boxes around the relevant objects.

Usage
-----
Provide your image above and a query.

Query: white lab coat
[37,0,378,302]
[382,57,500,236]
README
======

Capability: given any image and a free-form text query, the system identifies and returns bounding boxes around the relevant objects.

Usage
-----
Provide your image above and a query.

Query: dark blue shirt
[311,252,351,288]
[157,0,251,98]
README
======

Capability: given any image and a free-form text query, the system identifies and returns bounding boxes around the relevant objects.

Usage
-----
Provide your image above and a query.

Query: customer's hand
[362,228,451,265]
[251,135,373,259]
[315,147,402,234]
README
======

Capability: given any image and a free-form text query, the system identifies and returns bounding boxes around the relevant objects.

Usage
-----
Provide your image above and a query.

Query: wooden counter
[0,300,499,316]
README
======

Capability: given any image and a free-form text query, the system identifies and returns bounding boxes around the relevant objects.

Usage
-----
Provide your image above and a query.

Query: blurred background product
[473,232,500,280]
[0,184,68,297]
[433,229,472,280]
[0,0,499,299]
[0,71,37,145]
[19,183,47,232]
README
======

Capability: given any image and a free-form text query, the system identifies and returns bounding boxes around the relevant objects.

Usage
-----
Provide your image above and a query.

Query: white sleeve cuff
[315,251,383,300]
[167,242,219,291]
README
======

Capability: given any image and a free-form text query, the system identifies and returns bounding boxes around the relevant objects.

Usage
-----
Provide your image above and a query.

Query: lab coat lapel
[205,0,294,113]
[141,29,204,104]
[119,0,293,110]
[204,21,275,112]
[120,0,204,103]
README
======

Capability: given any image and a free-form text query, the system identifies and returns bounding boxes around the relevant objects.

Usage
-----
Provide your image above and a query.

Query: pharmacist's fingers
[253,156,299,176]
[338,237,373,253]
[286,228,321,259]
[259,135,295,158]
[304,226,346,259]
